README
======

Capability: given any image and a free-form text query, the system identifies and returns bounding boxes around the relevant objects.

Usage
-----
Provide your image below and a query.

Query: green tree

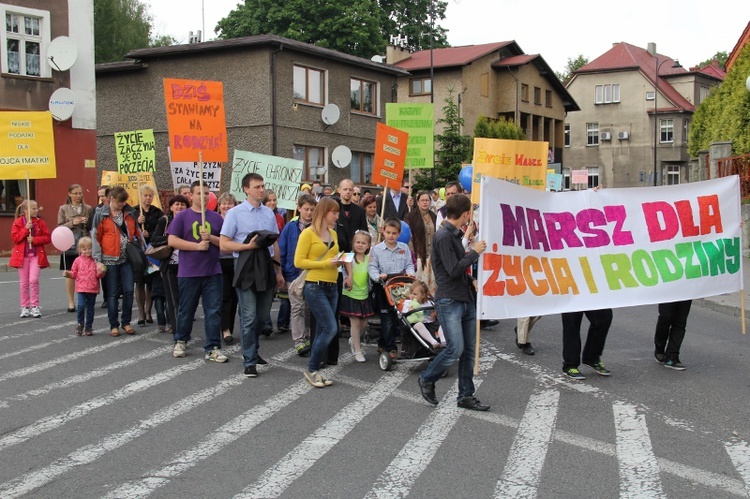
[696,51,728,70]
[94,0,152,63]
[689,43,750,156]
[216,0,448,58]
[555,54,589,84]
[473,116,526,140]
[150,34,177,48]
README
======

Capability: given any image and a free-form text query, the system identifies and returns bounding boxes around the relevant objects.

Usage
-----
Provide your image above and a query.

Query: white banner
[477,176,743,319]
[168,147,222,192]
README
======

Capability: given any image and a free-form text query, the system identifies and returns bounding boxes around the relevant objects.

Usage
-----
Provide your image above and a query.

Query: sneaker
[654,352,666,364]
[20,307,30,318]
[564,367,586,380]
[295,343,311,356]
[664,359,686,371]
[261,328,273,337]
[303,370,325,388]
[256,355,268,365]
[244,365,258,378]
[173,340,187,358]
[30,306,41,318]
[584,361,611,376]
[205,348,228,363]
[354,351,366,363]
[75,324,84,336]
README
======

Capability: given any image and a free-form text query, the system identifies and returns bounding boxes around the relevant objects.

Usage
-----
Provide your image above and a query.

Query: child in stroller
[401,280,446,350]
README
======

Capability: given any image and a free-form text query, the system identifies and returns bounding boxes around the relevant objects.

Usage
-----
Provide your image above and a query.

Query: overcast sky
[148,0,747,74]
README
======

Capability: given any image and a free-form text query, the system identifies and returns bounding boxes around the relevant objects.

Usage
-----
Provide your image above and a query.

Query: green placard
[386,103,434,169]
[114,129,156,174]
[230,150,304,210]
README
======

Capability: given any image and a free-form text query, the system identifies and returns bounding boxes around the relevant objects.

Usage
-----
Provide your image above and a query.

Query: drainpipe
[271,43,283,156]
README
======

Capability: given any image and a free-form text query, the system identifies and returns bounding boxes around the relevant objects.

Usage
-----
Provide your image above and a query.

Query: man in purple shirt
[167,181,227,363]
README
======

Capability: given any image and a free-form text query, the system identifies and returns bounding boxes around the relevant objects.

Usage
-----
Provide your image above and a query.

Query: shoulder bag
[288,245,329,299]
[144,216,173,260]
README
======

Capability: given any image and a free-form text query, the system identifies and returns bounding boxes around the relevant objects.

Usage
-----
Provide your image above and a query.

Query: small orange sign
[371,122,408,189]
[163,78,228,162]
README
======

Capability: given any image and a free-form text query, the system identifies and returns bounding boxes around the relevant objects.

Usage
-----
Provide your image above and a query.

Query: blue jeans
[105,261,134,329]
[303,282,338,372]
[277,297,290,329]
[421,298,477,400]
[176,274,222,352]
[77,292,97,330]
[236,285,274,367]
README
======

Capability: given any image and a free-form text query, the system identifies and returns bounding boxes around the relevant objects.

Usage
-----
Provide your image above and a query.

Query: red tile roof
[393,42,514,71]
[691,60,727,80]
[491,54,537,67]
[727,21,750,71]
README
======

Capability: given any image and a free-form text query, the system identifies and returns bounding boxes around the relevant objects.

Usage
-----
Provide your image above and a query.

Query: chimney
[647,42,656,57]
[386,45,411,65]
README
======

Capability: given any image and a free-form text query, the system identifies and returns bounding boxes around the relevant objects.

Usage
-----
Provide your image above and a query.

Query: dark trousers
[654,300,692,360]
[162,264,179,329]
[561,309,612,370]
[220,258,238,333]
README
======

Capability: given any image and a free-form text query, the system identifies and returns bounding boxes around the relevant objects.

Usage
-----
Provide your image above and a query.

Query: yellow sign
[100,170,163,210]
[0,111,57,179]
[471,138,548,205]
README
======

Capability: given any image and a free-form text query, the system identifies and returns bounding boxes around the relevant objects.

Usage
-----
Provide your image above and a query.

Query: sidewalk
[2,255,749,319]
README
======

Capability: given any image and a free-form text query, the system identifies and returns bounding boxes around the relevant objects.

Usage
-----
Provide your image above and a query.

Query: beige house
[389,42,579,164]
[564,42,724,189]
[96,35,409,192]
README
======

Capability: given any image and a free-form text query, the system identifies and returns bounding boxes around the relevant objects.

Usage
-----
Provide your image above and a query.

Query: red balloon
[207,191,218,211]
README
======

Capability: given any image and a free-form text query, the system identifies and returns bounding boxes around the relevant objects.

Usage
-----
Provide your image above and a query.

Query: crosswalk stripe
[613,401,665,498]
[237,366,413,498]
[495,388,560,498]
[0,331,159,383]
[365,345,500,499]
[0,329,77,361]
[725,440,750,496]
[100,356,351,499]
[0,345,240,452]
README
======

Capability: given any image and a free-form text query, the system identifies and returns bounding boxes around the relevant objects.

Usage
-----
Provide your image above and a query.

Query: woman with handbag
[404,190,437,271]
[293,197,345,388]
[133,184,164,326]
[57,183,93,312]
[91,186,142,337]
[150,194,187,334]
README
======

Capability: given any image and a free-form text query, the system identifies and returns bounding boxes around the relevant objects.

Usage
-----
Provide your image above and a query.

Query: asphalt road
[0,268,749,498]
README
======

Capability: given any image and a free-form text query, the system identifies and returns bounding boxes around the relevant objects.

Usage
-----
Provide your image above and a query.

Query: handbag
[118,216,147,273]
[288,245,329,299]
[145,243,172,260]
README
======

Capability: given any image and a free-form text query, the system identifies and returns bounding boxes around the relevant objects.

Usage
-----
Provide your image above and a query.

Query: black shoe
[457,396,490,411]
[244,365,258,378]
[418,377,438,405]
[100,302,107,309]
[654,351,666,364]
[67,307,76,313]
[256,355,268,365]
[137,320,146,326]
[517,343,535,356]
[481,319,500,329]
[261,328,273,337]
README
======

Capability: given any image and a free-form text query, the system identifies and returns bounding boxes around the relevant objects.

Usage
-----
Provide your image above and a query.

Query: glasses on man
[352,192,361,196]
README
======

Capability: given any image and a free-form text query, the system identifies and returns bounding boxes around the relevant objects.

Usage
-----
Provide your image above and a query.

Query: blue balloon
[459,165,473,193]
[398,220,411,243]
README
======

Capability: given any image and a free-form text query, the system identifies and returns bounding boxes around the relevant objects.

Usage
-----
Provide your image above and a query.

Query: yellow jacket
[294,227,339,283]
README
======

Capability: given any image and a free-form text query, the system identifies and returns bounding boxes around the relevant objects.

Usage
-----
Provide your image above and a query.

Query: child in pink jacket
[63,237,106,336]
[10,200,51,318]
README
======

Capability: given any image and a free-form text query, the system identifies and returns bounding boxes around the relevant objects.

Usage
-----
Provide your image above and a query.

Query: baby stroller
[378,275,442,371]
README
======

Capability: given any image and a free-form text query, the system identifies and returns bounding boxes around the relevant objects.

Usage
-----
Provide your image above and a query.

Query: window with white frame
[666,165,680,185]
[587,122,599,146]
[587,167,600,188]
[293,65,325,105]
[660,118,674,143]
[646,90,655,100]
[351,77,377,115]
[595,84,620,104]
[2,5,50,77]
[350,152,373,184]
[564,123,570,147]
[293,145,326,182]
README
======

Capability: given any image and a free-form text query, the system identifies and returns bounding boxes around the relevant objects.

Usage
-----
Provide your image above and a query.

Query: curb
[693,297,746,318]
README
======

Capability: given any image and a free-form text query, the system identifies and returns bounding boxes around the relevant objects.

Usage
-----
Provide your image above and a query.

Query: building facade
[0,0,97,255]
[564,42,724,189]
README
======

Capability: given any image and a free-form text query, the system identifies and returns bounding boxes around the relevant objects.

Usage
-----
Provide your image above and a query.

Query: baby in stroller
[401,280,446,350]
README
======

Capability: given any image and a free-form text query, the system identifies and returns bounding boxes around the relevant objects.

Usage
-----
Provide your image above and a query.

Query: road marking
[365,345,500,499]
[0,345,239,452]
[238,366,412,498]
[0,332,77,361]
[0,331,159,383]
[725,440,750,496]
[495,388,560,497]
[102,356,352,499]
[613,401,665,498]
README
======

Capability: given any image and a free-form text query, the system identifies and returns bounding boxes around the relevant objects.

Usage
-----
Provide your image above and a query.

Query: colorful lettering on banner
[371,122,408,189]
[385,103,434,169]
[163,78,228,162]
[229,150,304,210]
[114,129,156,174]
[100,170,163,210]
[0,111,57,179]
[471,138,548,205]
[476,176,742,319]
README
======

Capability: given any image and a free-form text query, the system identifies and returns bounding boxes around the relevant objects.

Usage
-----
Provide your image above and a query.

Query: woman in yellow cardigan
[294,197,345,388]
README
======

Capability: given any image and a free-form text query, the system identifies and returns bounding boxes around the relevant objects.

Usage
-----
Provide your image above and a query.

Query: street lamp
[653,56,682,186]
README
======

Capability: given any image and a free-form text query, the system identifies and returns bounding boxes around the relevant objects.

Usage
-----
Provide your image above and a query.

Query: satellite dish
[47,36,78,71]
[370,55,384,63]
[331,145,352,169]
[321,103,340,125]
[48,87,76,121]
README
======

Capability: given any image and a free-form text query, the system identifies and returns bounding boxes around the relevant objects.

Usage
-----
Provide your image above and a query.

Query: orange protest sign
[371,122,408,188]
[163,78,228,162]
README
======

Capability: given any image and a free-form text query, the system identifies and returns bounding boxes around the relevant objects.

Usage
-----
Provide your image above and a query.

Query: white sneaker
[20,307,30,318]
[30,306,41,318]
[205,348,228,363]
[173,340,187,358]
[354,351,366,363]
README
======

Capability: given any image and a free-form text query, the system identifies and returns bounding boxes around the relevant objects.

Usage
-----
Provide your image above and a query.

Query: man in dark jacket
[334,179,368,253]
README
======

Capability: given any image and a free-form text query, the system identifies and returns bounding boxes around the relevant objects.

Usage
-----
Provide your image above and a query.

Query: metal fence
[717,154,750,201]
